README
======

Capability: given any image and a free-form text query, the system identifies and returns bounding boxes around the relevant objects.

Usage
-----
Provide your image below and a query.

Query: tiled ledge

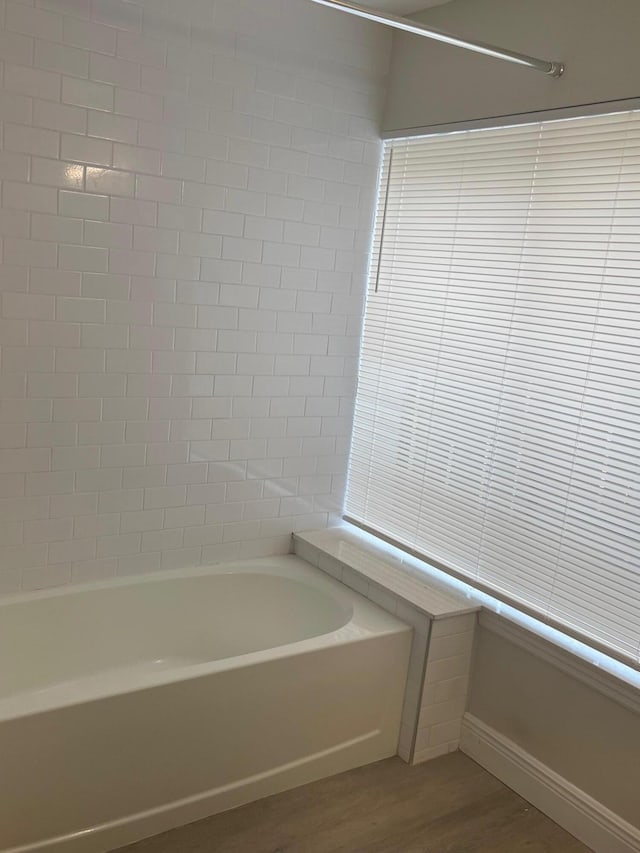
[293,524,481,765]
[293,526,480,621]
[294,524,640,720]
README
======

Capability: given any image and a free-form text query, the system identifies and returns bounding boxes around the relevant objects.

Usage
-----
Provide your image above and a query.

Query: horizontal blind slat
[348,106,640,668]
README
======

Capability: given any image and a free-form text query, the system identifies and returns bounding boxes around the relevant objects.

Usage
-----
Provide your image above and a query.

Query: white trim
[479,611,640,717]
[382,96,640,139]
[460,714,640,853]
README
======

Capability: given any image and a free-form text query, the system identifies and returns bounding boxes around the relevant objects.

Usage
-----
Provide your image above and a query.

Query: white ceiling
[364,0,453,14]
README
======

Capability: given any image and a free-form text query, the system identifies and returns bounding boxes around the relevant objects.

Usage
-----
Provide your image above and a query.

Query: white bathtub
[0,555,411,853]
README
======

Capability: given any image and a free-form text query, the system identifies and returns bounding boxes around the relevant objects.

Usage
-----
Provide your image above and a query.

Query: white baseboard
[460,714,640,853]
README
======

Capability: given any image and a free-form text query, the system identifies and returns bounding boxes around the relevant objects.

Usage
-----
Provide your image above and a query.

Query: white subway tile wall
[414,614,476,764]
[0,0,390,592]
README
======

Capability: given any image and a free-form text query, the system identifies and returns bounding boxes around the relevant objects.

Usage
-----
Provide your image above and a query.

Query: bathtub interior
[0,558,358,703]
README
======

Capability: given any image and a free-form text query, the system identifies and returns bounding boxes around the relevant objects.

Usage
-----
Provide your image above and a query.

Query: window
[347,109,640,669]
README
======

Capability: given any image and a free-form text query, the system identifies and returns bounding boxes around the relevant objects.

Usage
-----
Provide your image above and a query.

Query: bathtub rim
[0,553,352,608]
[0,554,411,724]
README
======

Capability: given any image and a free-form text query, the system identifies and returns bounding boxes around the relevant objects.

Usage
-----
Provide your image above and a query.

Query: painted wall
[383,0,640,134]
[468,622,640,827]
[0,0,390,593]
[380,0,640,829]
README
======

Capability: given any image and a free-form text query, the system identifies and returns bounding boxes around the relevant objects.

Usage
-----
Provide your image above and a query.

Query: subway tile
[107,350,152,373]
[135,174,182,204]
[428,631,475,662]
[62,76,114,111]
[433,676,470,705]
[3,293,55,321]
[141,528,183,553]
[120,509,164,534]
[57,297,105,323]
[0,448,51,474]
[164,505,205,529]
[0,92,32,127]
[28,422,77,448]
[25,517,73,545]
[76,468,122,494]
[97,532,140,558]
[90,52,140,89]
[53,446,100,471]
[81,273,129,300]
[0,424,27,450]
[0,28,33,65]
[97,489,143,515]
[116,29,166,68]
[106,299,152,325]
[3,183,57,215]
[115,87,162,122]
[22,564,73,591]
[59,244,108,273]
[59,190,110,221]
[78,422,124,446]
[55,347,105,373]
[34,100,87,135]
[424,654,473,687]
[5,124,59,159]
[157,203,201,232]
[123,466,166,489]
[84,317,128,347]
[88,110,137,144]
[61,133,112,167]
[0,0,386,593]
[6,3,63,42]
[113,143,161,176]
[124,421,169,444]
[84,221,132,250]
[74,514,120,540]
[0,209,30,239]
[101,444,146,468]
[0,398,51,424]
[86,167,135,197]
[78,374,125,398]
[27,321,80,348]
[0,474,26,500]
[0,374,27,399]
[92,0,141,33]
[0,495,49,522]
[0,543,48,571]
[32,213,83,245]
[143,485,186,509]
[63,16,117,55]
[49,537,97,565]
[161,547,201,571]
[35,39,88,77]
[4,63,60,101]
[431,614,477,638]
[52,399,100,423]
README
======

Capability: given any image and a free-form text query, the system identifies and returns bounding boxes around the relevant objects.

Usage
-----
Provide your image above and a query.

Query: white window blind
[347,109,640,669]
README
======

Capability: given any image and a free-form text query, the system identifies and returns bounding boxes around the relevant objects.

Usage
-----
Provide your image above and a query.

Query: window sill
[293,523,640,715]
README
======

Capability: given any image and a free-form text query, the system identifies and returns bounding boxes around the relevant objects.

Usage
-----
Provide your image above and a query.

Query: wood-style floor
[115,752,591,853]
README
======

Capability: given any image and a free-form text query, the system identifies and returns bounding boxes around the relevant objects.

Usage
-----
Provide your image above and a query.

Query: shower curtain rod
[309,0,565,77]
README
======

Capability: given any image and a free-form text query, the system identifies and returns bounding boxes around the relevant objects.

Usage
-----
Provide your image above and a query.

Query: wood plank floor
[115,752,591,853]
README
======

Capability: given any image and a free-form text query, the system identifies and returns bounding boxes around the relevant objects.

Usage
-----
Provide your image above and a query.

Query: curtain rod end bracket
[548,61,565,78]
